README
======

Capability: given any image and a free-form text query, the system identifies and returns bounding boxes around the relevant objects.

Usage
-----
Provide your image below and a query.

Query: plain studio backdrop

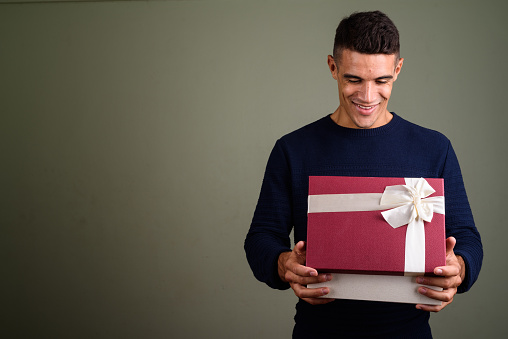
[1,0,507,338]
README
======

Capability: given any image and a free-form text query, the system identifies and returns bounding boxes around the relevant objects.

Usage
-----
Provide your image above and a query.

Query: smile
[357,104,373,109]
[354,103,378,110]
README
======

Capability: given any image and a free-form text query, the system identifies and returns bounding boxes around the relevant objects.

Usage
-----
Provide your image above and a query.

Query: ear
[393,57,404,81]
[327,55,338,80]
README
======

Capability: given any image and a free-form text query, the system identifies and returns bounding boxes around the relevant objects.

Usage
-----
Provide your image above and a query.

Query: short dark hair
[333,11,400,62]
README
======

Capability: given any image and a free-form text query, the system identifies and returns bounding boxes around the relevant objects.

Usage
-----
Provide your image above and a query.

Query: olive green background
[2,0,506,338]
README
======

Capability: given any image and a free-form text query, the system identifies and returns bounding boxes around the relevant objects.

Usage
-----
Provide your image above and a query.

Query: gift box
[306,176,446,276]
[306,176,446,304]
[309,272,443,305]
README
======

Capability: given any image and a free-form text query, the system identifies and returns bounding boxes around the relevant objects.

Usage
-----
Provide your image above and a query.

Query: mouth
[353,102,379,114]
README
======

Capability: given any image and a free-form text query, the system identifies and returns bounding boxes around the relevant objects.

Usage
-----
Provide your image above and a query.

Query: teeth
[357,104,372,109]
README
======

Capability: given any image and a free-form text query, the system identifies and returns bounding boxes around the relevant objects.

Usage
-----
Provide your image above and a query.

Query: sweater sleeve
[244,140,293,290]
[440,140,483,293]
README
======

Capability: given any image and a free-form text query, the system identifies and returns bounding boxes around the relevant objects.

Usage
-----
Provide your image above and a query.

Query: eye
[376,79,389,85]
[347,79,361,84]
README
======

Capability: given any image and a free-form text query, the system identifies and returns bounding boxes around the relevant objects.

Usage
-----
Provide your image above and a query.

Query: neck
[330,107,393,129]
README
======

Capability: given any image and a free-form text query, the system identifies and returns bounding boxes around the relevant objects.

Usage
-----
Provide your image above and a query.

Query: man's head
[333,10,400,65]
[328,11,403,129]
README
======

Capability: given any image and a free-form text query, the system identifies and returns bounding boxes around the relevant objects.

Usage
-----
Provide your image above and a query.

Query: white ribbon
[380,178,444,274]
[307,178,445,275]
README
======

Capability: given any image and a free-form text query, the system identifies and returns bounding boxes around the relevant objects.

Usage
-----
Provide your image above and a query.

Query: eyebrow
[343,74,394,81]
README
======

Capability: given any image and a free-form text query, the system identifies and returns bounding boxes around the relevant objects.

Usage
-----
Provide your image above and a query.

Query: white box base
[308,273,442,305]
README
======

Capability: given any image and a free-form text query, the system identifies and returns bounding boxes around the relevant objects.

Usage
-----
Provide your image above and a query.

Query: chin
[353,117,378,129]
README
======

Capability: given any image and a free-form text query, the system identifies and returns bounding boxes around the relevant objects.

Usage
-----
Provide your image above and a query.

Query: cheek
[339,84,356,99]
[379,86,393,100]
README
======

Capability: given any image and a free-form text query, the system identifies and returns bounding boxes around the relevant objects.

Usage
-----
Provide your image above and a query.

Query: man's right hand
[278,241,335,305]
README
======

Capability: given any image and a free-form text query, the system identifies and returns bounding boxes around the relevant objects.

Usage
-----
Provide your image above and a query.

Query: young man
[244,11,482,338]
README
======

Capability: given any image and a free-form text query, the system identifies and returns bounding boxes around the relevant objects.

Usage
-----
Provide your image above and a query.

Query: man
[244,10,482,338]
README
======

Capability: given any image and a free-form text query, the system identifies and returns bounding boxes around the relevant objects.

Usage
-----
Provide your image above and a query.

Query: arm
[440,141,483,293]
[416,140,483,311]
[244,140,294,290]
[245,140,335,302]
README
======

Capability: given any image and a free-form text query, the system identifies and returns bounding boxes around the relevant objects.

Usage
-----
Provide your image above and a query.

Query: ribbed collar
[325,112,402,137]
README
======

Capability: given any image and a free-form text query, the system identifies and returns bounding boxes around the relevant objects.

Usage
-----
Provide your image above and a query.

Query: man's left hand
[415,236,465,312]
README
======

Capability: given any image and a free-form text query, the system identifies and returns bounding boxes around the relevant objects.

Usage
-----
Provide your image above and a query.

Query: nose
[358,82,374,103]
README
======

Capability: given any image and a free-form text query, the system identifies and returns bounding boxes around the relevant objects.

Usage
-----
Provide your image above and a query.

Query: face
[328,49,403,129]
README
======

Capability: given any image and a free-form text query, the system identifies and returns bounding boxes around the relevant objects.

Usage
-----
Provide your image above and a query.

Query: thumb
[445,236,456,255]
[293,241,308,266]
[294,241,307,254]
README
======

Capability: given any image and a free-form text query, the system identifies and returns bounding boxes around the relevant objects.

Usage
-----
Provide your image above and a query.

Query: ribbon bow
[380,178,445,274]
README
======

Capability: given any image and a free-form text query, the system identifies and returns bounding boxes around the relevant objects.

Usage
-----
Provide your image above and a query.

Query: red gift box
[306,176,446,276]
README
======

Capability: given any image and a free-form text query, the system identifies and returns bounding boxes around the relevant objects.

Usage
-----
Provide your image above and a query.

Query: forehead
[338,50,397,77]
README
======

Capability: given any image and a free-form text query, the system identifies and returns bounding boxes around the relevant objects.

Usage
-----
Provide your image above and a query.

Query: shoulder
[396,115,451,148]
[278,115,331,146]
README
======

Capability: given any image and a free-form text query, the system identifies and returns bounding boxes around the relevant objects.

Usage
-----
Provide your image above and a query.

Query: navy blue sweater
[245,113,483,338]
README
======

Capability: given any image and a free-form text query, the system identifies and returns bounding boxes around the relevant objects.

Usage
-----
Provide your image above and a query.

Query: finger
[417,286,456,303]
[292,241,309,266]
[286,260,319,278]
[415,300,450,312]
[434,264,460,278]
[286,270,332,285]
[417,275,460,289]
[293,241,306,256]
[445,236,456,255]
[292,282,330,299]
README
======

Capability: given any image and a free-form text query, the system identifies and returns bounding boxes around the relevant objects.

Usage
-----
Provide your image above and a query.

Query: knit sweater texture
[244,113,483,338]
